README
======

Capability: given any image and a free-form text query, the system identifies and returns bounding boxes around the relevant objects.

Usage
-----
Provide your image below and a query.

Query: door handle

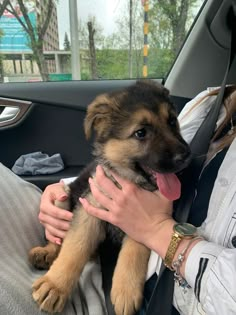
[0,106,20,122]
[0,98,31,127]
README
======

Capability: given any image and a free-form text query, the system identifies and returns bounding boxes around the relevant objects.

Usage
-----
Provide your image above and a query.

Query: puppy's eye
[135,128,147,139]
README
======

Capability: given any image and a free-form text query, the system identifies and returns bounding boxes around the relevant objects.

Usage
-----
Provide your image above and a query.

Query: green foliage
[96,49,129,79]
[149,0,200,55]
[81,71,91,80]
[89,47,174,80]
[147,48,175,79]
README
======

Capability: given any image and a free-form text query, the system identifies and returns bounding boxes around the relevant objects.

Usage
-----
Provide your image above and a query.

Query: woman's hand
[39,182,73,245]
[80,165,175,253]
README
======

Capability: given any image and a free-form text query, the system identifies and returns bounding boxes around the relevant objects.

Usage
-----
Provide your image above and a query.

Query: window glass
[0,0,205,83]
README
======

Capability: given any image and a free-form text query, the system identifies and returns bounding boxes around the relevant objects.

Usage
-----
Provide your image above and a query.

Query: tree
[128,0,133,78]
[0,0,55,81]
[113,1,144,78]
[63,32,71,51]
[149,0,198,55]
[0,0,9,16]
[145,0,200,77]
[76,16,104,79]
[87,21,98,79]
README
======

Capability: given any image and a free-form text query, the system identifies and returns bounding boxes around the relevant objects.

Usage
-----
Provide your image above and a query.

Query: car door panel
[1,101,92,189]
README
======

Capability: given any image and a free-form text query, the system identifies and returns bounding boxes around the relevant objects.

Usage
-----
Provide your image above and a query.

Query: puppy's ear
[84,94,116,139]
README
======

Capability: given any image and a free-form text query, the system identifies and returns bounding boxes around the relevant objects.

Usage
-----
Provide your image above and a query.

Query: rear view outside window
[0,0,205,83]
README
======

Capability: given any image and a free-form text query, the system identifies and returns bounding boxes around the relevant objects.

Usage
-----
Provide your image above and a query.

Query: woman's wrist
[175,237,202,278]
[146,219,203,280]
[145,218,176,259]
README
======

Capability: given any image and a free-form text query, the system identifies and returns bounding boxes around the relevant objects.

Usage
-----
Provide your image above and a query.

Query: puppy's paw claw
[32,276,67,313]
[111,284,143,315]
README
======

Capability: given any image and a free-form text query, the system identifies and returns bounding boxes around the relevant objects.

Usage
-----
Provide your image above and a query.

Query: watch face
[174,223,197,236]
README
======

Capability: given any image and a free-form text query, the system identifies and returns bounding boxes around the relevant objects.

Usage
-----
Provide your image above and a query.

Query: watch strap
[164,233,182,270]
[164,223,197,270]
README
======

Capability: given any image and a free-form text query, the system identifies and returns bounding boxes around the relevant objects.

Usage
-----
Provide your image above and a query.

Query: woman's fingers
[39,182,74,243]
[45,223,67,239]
[89,177,114,205]
[39,212,71,231]
[94,165,123,200]
[45,229,65,245]
[79,197,113,223]
[39,203,73,222]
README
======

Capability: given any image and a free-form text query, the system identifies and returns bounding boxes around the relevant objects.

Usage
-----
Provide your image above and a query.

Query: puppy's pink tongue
[155,173,181,201]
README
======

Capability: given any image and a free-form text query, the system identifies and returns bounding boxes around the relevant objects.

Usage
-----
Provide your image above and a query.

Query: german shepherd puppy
[29,80,191,315]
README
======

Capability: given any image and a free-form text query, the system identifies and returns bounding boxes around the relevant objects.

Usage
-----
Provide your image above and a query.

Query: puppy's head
[84,80,191,198]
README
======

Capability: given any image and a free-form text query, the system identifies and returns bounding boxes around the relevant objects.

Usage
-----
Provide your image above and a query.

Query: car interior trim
[0,98,31,128]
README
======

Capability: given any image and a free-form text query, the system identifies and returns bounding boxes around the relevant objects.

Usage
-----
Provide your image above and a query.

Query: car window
[0,0,205,83]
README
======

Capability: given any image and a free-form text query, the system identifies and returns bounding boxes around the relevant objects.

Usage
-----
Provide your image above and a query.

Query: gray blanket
[0,163,107,315]
[11,151,64,175]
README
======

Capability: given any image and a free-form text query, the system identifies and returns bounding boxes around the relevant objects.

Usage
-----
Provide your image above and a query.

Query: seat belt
[145,5,236,315]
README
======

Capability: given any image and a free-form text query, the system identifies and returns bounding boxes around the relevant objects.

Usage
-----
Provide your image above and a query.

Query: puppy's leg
[32,206,105,313]
[28,187,71,270]
[111,237,150,315]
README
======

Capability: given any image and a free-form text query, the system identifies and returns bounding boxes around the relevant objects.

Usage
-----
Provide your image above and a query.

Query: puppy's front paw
[29,246,58,270]
[32,275,68,313]
[111,281,143,315]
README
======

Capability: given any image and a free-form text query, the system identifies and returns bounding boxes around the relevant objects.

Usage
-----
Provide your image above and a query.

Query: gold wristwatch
[164,223,197,270]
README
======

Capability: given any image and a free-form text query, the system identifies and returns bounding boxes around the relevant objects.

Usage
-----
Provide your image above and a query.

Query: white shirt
[147,88,236,315]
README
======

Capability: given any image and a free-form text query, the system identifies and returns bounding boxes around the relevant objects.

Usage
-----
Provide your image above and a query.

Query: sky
[56,0,126,48]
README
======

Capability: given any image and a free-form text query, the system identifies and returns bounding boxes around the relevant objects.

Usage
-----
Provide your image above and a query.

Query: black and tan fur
[29,80,191,315]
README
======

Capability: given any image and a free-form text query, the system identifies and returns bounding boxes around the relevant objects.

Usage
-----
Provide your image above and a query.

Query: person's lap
[0,163,107,315]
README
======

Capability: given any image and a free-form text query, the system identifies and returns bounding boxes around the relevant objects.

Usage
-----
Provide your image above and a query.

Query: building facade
[36,0,59,51]
[0,0,60,81]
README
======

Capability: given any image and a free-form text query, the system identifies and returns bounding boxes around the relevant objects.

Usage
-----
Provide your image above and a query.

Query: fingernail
[55,239,61,245]
[60,194,67,201]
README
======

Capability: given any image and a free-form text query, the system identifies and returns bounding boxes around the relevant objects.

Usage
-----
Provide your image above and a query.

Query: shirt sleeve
[178,88,226,145]
[185,240,236,314]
